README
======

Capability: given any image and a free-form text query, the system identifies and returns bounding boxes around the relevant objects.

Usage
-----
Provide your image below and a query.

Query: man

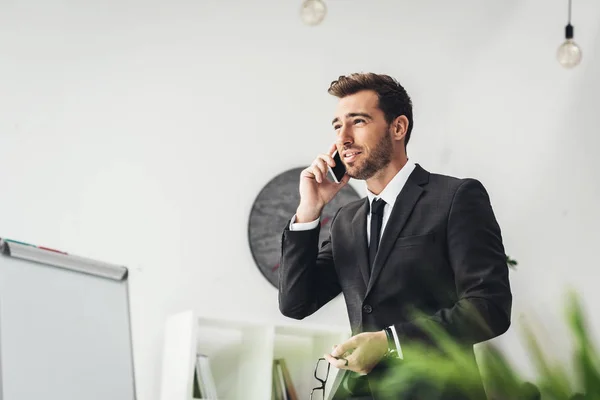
[278,72,512,399]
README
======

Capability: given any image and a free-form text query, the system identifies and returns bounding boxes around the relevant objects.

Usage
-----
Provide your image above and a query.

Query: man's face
[331,90,393,180]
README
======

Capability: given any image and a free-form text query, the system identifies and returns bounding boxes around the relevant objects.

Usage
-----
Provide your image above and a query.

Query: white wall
[1,0,599,398]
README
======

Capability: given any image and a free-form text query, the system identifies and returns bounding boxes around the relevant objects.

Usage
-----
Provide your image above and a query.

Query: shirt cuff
[389,325,404,360]
[289,214,320,231]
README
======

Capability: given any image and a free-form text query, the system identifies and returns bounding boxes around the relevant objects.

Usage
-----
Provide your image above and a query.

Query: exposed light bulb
[300,0,327,26]
[557,38,582,68]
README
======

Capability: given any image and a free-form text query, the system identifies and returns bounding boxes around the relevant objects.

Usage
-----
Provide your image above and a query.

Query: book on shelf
[272,362,282,400]
[192,354,218,399]
[193,369,202,399]
[272,358,298,400]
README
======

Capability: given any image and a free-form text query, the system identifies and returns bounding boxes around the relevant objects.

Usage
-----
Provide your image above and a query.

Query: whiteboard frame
[0,239,128,281]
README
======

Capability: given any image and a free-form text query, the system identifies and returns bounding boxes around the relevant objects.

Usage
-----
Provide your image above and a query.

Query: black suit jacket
[278,164,512,399]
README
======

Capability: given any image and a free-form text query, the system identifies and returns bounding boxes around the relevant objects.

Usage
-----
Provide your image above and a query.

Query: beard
[345,127,393,180]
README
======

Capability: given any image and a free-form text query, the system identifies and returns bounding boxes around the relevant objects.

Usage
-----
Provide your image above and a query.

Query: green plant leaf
[372,290,600,400]
[566,290,600,398]
[506,255,518,269]
[520,315,573,399]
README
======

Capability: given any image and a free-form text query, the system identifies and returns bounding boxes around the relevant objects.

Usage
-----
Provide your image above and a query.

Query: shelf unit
[160,310,350,400]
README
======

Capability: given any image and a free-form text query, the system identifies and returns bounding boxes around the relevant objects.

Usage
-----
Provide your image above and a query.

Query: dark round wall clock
[248,167,361,288]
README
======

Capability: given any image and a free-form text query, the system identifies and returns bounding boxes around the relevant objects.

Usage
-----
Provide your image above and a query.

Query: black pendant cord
[566,0,574,39]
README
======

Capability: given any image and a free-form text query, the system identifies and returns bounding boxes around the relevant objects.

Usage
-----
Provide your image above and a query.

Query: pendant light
[557,0,582,68]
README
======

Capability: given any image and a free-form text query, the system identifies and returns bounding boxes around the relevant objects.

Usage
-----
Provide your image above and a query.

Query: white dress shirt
[289,159,417,359]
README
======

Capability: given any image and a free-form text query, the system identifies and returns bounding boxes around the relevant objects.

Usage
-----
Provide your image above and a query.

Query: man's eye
[354,119,365,124]
[334,125,341,130]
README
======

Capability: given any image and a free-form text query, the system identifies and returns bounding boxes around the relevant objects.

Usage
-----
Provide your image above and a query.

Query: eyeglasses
[310,358,331,400]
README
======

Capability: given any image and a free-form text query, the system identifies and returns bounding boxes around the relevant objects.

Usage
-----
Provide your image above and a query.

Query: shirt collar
[366,159,417,208]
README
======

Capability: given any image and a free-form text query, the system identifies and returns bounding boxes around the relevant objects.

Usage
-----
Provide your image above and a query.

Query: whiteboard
[0,239,137,400]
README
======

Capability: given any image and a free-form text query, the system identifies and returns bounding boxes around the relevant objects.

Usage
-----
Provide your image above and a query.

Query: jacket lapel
[351,198,371,287]
[365,164,429,297]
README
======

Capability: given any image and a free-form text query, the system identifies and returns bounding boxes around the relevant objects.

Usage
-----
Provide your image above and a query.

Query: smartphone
[328,150,347,183]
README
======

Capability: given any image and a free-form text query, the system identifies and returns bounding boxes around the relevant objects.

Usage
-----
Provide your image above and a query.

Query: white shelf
[160,311,350,400]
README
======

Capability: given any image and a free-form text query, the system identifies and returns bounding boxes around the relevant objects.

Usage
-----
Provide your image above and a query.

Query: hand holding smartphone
[296,144,349,223]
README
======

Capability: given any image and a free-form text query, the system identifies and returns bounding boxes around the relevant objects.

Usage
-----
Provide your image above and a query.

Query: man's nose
[337,126,354,148]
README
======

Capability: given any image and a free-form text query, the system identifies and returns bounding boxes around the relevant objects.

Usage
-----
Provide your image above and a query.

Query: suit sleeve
[278,208,342,320]
[393,178,512,347]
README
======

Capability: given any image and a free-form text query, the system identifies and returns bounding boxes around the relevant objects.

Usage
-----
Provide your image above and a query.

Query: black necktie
[369,198,386,269]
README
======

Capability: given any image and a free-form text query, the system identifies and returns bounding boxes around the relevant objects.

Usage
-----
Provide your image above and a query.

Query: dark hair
[328,72,414,148]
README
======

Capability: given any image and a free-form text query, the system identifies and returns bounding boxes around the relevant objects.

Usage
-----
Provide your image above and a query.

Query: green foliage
[374,290,598,400]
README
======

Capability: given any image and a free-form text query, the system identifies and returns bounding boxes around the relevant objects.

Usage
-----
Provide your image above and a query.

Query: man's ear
[392,115,409,142]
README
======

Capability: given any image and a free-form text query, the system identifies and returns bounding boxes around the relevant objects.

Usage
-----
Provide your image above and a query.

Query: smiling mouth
[344,151,362,163]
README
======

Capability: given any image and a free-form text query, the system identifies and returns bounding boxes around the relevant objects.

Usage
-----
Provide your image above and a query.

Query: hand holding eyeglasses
[323,331,388,375]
